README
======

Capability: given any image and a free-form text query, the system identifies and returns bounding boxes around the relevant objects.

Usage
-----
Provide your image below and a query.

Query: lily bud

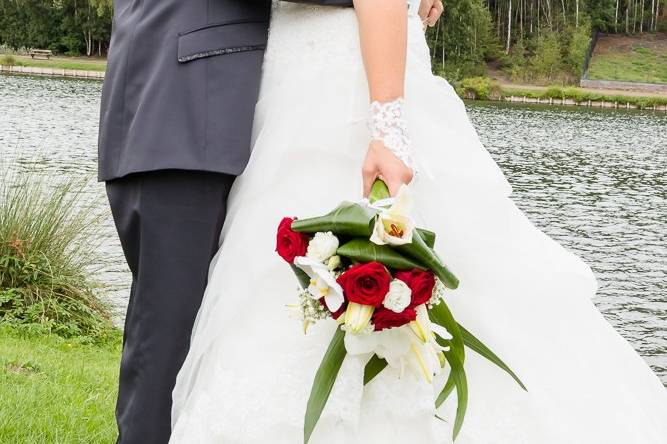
[344,302,375,333]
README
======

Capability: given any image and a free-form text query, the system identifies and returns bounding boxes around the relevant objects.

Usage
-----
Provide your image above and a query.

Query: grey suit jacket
[98,0,352,181]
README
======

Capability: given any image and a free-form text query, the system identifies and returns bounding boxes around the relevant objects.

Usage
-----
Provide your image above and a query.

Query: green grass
[454,76,667,109]
[0,326,120,443]
[588,46,667,84]
[496,84,667,108]
[0,55,106,72]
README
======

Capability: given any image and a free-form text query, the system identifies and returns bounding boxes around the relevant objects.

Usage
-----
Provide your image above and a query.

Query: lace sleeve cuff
[368,98,415,171]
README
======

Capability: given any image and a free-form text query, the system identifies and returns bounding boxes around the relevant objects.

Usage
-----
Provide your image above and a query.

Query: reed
[0,166,113,339]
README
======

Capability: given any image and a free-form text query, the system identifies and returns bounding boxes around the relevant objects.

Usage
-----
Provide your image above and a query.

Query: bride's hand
[418,0,444,28]
[362,140,414,197]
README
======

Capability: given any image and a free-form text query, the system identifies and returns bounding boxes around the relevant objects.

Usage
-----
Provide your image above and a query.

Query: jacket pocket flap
[178,21,268,63]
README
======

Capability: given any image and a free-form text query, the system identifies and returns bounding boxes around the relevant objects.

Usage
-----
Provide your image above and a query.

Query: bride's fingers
[362,166,378,197]
[385,176,404,197]
[427,1,444,26]
[418,0,434,22]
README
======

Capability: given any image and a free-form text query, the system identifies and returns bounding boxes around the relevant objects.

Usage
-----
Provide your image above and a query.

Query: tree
[529,30,562,79]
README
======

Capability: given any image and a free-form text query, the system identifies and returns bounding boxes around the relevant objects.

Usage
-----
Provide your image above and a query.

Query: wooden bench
[29,49,53,60]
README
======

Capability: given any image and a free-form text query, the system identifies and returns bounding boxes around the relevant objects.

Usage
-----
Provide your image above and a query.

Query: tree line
[0,0,112,56]
[0,0,663,81]
[427,0,664,81]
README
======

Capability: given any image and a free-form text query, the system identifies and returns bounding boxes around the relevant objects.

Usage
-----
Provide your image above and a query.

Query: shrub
[459,76,501,100]
[505,38,528,81]
[59,35,82,56]
[0,54,17,66]
[529,31,563,81]
[543,86,565,99]
[562,87,586,102]
[435,60,488,82]
[0,167,114,340]
[564,22,592,77]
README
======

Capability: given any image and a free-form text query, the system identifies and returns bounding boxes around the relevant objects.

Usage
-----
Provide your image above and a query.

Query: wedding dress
[170,1,667,442]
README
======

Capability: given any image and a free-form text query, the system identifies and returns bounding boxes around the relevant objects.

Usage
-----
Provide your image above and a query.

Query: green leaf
[415,228,436,248]
[429,301,465,362]
[430,301,468,439]
[396,230,459,289]
[292,202,376,237]
[290,264,312,289]
[436,371,456,406]
[304,327,347,444]
[450,357,468,439]
[433,335,468,440]
[369,179,390,203]
[337,238,427,270]
[458,323,527,391]
[363,354,388,385]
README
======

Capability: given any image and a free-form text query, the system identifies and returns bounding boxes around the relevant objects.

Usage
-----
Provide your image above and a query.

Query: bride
[170,0,667,442]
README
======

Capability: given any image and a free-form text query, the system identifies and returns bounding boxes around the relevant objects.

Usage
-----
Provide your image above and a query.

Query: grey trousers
[106,170,236,444]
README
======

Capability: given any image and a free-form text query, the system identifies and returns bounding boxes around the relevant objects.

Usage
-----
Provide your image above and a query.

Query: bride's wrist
[368,97,415,171]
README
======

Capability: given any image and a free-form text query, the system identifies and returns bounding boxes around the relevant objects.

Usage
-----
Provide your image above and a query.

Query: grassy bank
[500,85,667,108]
[0,54,106,72]
[0,165,120,441]
[0,326,119,443]
[588,33,667,84]
[455,76,667,109]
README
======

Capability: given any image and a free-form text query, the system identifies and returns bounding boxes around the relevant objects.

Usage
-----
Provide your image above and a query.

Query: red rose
[336,262,391,307]
[320,298,347,320]
[372,307,417,331]
[275,217,309,264]
[395,269,436,308]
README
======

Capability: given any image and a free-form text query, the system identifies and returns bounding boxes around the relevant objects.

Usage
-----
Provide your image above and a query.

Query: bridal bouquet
[276,180,525,443]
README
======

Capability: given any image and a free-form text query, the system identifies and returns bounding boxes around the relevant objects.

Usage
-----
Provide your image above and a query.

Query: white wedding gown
[170,1,667,443]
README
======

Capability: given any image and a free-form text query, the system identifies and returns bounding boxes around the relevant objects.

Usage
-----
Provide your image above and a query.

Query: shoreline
[0,64,104,79]
[2,65,666,111]
[477,94,667,111]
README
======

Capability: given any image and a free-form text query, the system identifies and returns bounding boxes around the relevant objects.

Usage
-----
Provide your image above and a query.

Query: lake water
[1,74,665,385]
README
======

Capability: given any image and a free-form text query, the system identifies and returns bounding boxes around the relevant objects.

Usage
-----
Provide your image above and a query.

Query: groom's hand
[419,0,444,27]
[362,140,414,197]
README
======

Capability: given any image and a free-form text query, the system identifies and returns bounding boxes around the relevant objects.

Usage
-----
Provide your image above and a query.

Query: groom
[99,0,443,442]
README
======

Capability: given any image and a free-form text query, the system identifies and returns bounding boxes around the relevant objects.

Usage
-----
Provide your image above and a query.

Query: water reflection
[1,74,665,385]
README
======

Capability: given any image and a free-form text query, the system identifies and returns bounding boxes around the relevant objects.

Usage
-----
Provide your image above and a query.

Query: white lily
[293,256,345,312]
[343,321,445,383]
[409,339,445,383]
[370,184,416,246]
[410,343,434,383]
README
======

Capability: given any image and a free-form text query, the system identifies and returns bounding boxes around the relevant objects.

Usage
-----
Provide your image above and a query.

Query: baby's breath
[296,288,331,324]
[427,278,447,309]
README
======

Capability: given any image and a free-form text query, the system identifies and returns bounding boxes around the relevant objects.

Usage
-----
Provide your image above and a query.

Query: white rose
[382,279,412,313]
[306,231,339,262]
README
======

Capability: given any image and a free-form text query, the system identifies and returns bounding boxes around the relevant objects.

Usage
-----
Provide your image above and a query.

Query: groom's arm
[280,0,445,27]
[280,0,353,6]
